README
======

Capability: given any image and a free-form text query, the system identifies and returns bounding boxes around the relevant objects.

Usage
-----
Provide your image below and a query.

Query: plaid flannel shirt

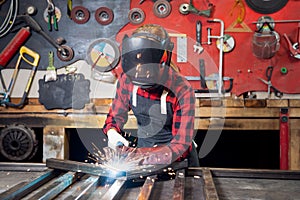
[103,67,196,161]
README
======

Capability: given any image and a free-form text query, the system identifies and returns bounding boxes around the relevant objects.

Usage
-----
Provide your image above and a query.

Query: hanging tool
[216,34,235,52]
[258,66,283,98]
[45,51,57,82]
[95,7,114,25]
[245,0,288,14]
[229,0,246,24]
[199,59,207,88]
[70,6,90,24]
[0,27,31,67]
[0,0,18,38]
[0,46,40,108]
[128,8,145,25]
[153,0,172,18]
[179,0,213,18]
[283,22,300,59]
[186,75,234,93]
[46,0,58,31]
[194,20,204,54]
[207,19,225,96]
[16,14,74,61]
[226,0,250,33]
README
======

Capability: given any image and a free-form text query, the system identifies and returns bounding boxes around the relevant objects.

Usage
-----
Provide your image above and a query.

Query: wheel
[0,124,38,161]
[128,8,145,25]
[71,6,90,24]
[153,0,172,18]
[57,45,74,61]
[95,7,114,25]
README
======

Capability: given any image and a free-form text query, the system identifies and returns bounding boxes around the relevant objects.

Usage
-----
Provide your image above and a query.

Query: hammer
[194,20,204,54]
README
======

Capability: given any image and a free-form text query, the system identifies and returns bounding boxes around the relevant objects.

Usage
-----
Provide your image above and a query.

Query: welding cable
[0,0,18,38]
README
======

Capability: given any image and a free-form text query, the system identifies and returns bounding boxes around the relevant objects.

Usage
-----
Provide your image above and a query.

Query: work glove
[107,129,129,150]
[134,146,173,165]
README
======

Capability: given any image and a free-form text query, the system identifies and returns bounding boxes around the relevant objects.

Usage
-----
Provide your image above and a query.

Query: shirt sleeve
[169,79,195,161]
[102,73,131,134]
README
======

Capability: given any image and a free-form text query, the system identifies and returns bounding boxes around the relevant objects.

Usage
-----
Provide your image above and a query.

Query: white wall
[0,60,117,99]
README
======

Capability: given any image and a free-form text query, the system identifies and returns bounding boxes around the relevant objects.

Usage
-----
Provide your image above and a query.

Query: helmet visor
[122,37,165,86]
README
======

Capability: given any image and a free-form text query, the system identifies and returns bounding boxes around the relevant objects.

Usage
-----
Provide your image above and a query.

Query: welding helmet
[121,25,174,87]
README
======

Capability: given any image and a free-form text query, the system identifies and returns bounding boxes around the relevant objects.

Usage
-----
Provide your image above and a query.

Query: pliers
[47,0,58,31]
[258,66,283,98]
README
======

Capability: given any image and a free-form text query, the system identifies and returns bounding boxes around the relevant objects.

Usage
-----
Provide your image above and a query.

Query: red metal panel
[114,0,300,96]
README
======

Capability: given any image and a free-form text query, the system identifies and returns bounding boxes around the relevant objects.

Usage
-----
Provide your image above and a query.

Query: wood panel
[1,98,300,169]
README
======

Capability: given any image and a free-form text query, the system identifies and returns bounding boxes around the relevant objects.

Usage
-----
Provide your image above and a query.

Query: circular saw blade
[86,38,120,72]
[245,0,288,14]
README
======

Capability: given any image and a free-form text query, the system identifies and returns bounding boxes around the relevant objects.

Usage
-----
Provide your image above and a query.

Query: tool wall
[1,0,300,97]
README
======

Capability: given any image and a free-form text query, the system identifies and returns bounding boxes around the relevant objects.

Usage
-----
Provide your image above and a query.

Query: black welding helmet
[121,29,174,87]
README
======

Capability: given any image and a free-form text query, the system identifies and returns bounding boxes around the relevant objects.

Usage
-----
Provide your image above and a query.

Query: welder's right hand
[107,129,129,150]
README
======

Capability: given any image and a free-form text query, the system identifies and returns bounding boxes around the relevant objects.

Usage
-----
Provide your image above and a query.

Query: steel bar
[87,178,114,199]
[46,158,127,180]
[187,168,300,180]
[137,175,157,200]
[63,175,100,200]
[202,168,219,200]
[173,169,185,200]
[46,158,188,180]
[28,171,78,200]
[0,170,61,200]
[0,162,48,172]
[252,19,300,24]
[101,179,126,200]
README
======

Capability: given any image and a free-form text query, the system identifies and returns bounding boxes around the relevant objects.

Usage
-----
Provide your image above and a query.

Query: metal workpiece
[202,168,219,200]
[46,158,188,180]
[0,164,300,199]
[173,169,185,200]
[46,158,127,179]
[137,175,157,199]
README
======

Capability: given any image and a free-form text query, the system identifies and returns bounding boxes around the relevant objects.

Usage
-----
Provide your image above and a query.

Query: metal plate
[176,35,187,63]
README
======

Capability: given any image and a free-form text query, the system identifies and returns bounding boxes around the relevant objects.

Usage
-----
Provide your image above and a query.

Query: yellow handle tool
[1,46,40,108]
[19,46,40,67]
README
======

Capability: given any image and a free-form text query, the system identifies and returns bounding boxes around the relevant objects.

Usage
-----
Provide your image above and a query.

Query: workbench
[0,97,300,170]
[0,162,299,200]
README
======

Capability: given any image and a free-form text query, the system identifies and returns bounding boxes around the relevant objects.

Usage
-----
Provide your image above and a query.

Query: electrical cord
[0,0,18,38]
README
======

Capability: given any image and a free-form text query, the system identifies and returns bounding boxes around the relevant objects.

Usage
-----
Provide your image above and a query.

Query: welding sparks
[89,143,152,173]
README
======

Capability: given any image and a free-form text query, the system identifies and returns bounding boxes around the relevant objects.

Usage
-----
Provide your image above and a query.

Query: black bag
[38,73,90,110]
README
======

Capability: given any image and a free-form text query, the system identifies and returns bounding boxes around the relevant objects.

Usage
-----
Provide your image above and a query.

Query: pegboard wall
[1,0,300,97]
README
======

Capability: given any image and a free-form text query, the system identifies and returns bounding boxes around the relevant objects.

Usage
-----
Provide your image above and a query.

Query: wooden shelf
[0,97,299,169]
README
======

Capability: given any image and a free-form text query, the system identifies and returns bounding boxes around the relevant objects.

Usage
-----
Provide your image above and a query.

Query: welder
[102,24,199,167]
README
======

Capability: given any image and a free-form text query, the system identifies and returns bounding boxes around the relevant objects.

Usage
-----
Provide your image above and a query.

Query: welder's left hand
[116,146,172,165]
[139,146,173,165]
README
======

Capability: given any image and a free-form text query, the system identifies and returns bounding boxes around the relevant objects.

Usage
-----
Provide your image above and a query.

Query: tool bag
[38,73,90,110]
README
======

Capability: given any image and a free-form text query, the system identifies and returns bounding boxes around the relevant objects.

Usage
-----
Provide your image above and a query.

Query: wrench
[193,20,204,54]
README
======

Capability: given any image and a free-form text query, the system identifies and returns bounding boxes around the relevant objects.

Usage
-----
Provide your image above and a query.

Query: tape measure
[216,34,235,52]
[86,38,120,72]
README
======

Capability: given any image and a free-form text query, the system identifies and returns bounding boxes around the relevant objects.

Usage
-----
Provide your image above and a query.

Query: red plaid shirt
[103,67,196,161]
